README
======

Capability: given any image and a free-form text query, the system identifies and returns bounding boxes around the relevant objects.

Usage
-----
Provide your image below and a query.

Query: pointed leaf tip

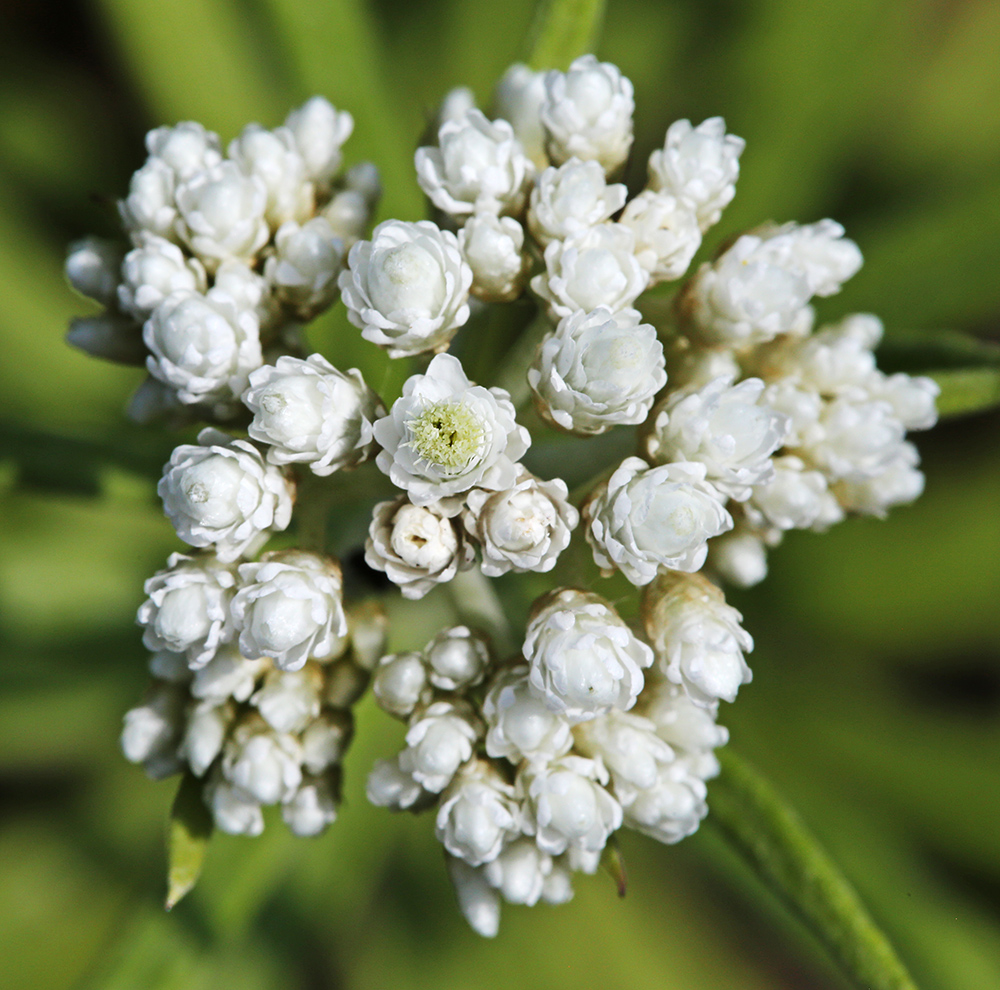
[166,771,213,910]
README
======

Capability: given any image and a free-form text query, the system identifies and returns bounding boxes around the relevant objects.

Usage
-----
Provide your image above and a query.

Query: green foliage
[166,773,214,910]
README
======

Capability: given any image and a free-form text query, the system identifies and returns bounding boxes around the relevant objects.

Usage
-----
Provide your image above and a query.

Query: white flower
[424,626,490,691]
[522,588,654,722]
[373,353,529,504]
[447,856,501,938]
[464,470,578,576]
[228,123,314,227]
[204,769,264,836]
[528,306,666,435]
[120,683,183,778]
[482,664,573,763]
[759,380,824,447]
[540,55,634,174]
[119,159,177,241]
[322,162,380,249]
[283,97,354,188]
[619,759,708,844]
[528,158,627,246]
[180,700,233,776]
[251,664,323,733]
[365,497,474,600]
[283,775,339,836]
[401,700,481,793]
[644,376,790,501]
[65,237,124,305]
[749,455,844,531]
[493,63,549,169]
[482,837,553,906]
[372,651,430,718]
[190,645,268,703]
[366,754,427,810]
[586,458,733,584]
[706,529,769,589]
[434,86,477,127]
[640,680,730,757]
[145,121,222,179]
[244,354,382,475]
[232,551,348,671]
[264,218,344,318]
[531,223,649,320]
[458,214,529,303]
[174,161,269,269]
[416,109,533,218]
[148,649,193,683]
[867,373,939,432]
[213,260,277,329]
[803,396,906,481]
[158,428,294,562]
[339,219,472,357]
[647,117,744,231]
[618,191,702,283]
[143,289,263,408]
[755,220,862,298]
[519,754,623,855]
[117,234,207,319]
[301,710,353,774]
[222,720,302,805]
[664,342,742,392]
[642,572,753,705]
[136,552,236,667]
[832,441,925,517]
[574,709,676,792]
[435,760,521,866]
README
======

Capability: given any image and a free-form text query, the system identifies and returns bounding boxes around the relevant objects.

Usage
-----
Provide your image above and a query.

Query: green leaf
[710,747,919,990]
[927,367,1000,418]
[525,0,607,71]
[876,328,1000,374]
[166,772,213,911]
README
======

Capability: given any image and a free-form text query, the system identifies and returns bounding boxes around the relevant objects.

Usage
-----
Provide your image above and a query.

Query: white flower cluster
[123,596,386,837]
[367,592,728,936]
[66,99,378,421]
[81,54,938,935]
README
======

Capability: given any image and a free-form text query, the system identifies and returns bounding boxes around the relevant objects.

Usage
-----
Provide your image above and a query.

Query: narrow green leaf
[927,367,1000,418]
[166,772,213,911]
[710,747,919,990]
[876,329,1000,375]
[525,0,607,71]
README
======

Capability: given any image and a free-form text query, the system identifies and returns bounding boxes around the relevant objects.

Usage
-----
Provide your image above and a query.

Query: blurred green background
[1,0,999,987]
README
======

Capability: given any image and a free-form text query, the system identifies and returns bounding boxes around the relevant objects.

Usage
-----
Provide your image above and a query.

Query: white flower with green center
[338,219,472,358]
[585,457,733,584]
[373,353,529,505]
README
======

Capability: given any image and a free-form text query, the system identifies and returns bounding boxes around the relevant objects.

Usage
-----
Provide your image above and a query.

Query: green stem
[524,0,607,71]
[709,748,919,990]
[448,568,517,658]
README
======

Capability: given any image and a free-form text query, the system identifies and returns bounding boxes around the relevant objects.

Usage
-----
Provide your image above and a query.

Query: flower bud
[619,191,701,283]
[482,837,552,906]
[482,664,573,762]
[222,719,302,805]
[283,97,354,189]
[447,855,501,938]
[264,218,344,319]
[402,700,481,793]
[190,644,268,703]
[181,699,234,776]
[458,214,529,303]
[145,121,222,179]
[424,626,490,691]
[228,123,314,227]
[586,458,733,584]
[65,237,124,305]
[493,63,549,169]
[528,306,666,435]
[158,428,294,562]
[301,710,354,774]
[119,159,177,240]
[120,683,183,778]
[118,234,207,319]
[435,760,521,865]
[528,158,627,246]
[366,754,425,810]
[233,551,348,671]
[541,55,634,174]
[574,709,675,792]
[372,651,429,718]
[339,219,472,357]
[244,353,383,476]
[706,529,769,588]
[282,774,339,836]
[749,455,843,531]
[204,768,264,836]
[522,588,653,721]
[251,664,323,733]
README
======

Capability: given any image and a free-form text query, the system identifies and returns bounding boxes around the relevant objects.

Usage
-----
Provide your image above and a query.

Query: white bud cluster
[66,98,378,422]
[124,599,387,837]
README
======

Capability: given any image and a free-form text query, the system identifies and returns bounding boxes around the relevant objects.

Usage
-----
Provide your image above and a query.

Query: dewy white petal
[244,353,383,476]
[529,306,666,436]
[522,588,654,722]
[540,55,634,174]
[647,117,744,231]
[528,158,627,246]
[586,457,733,584]
[373,353,529,503]
[482,837,553,906]
[365,497,473,600]
[416,109,533,218]
[339,219,472,357]
[157,428,294,562]
[232,551,348,671]
[531,223,649,320]
[642,572,753,706]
